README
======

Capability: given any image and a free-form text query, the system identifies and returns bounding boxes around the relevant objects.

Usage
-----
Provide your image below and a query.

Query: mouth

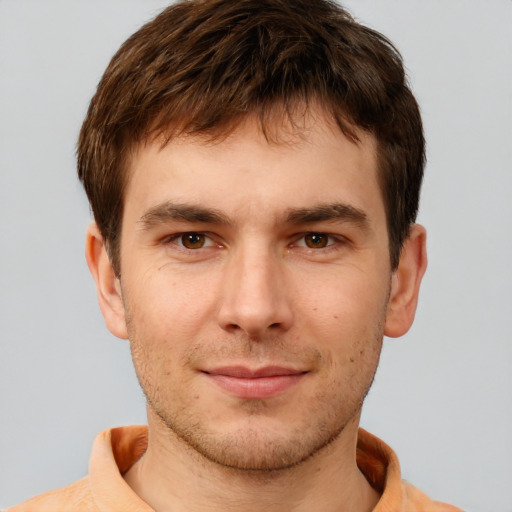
[202,366,307,399]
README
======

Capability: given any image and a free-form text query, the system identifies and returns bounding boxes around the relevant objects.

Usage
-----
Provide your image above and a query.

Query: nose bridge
[217,239,292,336]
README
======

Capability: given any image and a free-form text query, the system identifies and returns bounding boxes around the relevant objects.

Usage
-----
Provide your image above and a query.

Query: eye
[172,232,215,249]
[294,232,339,249]
[303,233,330,248]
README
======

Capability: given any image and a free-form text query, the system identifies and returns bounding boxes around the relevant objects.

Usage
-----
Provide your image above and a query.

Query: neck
[124,410,380,512]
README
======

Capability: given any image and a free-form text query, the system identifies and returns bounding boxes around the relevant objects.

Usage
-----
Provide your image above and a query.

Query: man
[8,0,462,510]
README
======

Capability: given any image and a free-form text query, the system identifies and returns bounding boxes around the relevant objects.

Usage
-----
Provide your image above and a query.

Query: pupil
[306,233,327,248]
[183,233,204,248]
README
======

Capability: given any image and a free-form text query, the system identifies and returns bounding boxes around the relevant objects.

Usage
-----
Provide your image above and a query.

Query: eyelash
[163,231,347,253]
[293,232,344,250]
[164,232,219,250]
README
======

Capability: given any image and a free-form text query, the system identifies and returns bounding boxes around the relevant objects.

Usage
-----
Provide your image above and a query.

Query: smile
[202,366,307,399]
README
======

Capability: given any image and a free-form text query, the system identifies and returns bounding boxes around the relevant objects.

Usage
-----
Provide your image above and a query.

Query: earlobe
[384,224,427,338]
[85,223,128,339]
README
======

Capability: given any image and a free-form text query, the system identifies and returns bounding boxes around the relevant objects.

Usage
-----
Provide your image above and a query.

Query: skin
[86,109,427,512]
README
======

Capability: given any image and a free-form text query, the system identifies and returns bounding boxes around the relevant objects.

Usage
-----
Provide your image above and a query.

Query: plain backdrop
[1,1,511,510]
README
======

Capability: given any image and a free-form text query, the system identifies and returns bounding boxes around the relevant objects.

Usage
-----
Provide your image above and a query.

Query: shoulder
[401,480,465,512]
[6,477,96,512]
[356,429,464,512]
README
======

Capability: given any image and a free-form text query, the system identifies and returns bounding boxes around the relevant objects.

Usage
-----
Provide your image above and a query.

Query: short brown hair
[78,0,424,274]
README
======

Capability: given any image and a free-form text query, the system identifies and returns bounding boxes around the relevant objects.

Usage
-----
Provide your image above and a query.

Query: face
[107,112,396,471]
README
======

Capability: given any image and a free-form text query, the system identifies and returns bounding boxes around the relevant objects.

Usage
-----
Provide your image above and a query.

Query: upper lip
[203,366,306,378]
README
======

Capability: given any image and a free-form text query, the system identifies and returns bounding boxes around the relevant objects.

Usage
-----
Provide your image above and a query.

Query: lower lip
[205,373,305,399]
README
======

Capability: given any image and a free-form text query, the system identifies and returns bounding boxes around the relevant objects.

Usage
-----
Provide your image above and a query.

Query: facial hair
[127,314,385,474]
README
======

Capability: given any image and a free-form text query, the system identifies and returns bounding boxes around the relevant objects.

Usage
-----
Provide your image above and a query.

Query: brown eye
[304,233,329,248]
[181,233,206,249]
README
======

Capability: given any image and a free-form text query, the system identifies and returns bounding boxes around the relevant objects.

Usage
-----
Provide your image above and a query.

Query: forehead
[124,109,382,225]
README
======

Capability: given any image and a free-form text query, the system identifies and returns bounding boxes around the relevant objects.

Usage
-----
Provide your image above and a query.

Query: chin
[154,403,353,472]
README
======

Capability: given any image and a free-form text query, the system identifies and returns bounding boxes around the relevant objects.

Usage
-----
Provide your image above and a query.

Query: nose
[217,244,294,338]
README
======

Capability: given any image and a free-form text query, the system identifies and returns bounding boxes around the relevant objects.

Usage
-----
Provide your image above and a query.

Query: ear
[85,223,128,339]
[384,224,427,338]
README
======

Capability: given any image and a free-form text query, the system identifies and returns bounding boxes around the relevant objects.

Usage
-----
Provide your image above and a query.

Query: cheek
[295,269,388,372]
[127,266,220,335]
[299,267,389,328]
[122,268,224,389]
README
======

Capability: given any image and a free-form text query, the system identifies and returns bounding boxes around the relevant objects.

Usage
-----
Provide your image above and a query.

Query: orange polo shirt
[7,426,463,512]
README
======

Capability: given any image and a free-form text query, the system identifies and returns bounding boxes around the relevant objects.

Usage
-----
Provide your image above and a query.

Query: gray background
[1,1,510,510]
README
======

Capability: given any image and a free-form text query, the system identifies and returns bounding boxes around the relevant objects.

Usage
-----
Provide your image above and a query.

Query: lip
[202,366,307,399]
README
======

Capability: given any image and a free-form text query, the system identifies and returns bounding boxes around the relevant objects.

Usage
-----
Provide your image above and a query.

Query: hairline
[107,105,401,275]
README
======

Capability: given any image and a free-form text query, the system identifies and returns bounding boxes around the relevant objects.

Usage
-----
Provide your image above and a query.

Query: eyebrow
[285,203,369,230]
[138,202,231,229]
[138,201,369,231]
